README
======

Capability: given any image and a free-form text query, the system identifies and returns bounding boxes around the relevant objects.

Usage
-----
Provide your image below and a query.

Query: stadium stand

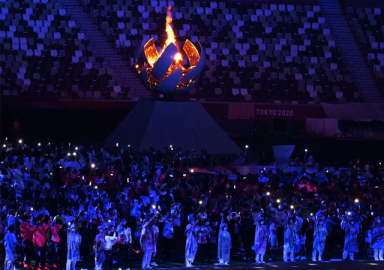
[343,2,384,93]
[0,0,133,99]
[80,0,360,103]
[1,0,371,103]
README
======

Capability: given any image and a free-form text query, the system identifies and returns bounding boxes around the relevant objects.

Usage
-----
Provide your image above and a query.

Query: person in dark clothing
[79,221,92,267]
[240,212,254,260]
[195,221,210,265]
[22,182,34,201]
[57,224,68,270]
[50,219,63,268]
[116,219,132,270]
[227,213,239,260]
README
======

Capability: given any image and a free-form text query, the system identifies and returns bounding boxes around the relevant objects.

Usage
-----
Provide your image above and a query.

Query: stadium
[1,0,384,270]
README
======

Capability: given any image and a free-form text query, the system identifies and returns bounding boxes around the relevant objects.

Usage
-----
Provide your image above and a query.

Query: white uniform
[217,222,231,264]
[3,231,18,269]
[371,221,384,260]
[66,229,82,270]
[185,224,198,267]
[269,222,278,247]
[254,221,268,263]
[312,222,327,261]
[283,221,297,262]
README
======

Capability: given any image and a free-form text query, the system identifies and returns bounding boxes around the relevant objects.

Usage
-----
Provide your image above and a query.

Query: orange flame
[164,6,177,50]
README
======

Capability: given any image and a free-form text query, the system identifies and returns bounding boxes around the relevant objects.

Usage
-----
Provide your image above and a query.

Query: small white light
[108,220,111,223]
[380,162,382,165]
[2,144,6,148]
[347,212,351,216]
[67,153,71,156]
[30,207,34,211]
[38,143,41,146]
[199,201,202,205]
[277,199,281,203]
[68,222,71,225]
[190,169,194,173]
[290,205,294,209]
[73,152,77,156]
[234,185,236,189]
[170,145,172,148]
[89,182,92,186]
[128,144,130,148]
[267,192,270,196]
[354,199,359,203]
[18,139,22,144]
[75,147,78,150]
[110,174,113,176]
[305,149,308,152]
[310,213,313,216]
[371,212,374,216]
[183,174,186,177]
[127,178,130,183]
[116,143,119,147]
[91,163,95,168]
[171,147,173,150]
[95,186,98,189]
[245,145,249,149]
[152,205,156,209]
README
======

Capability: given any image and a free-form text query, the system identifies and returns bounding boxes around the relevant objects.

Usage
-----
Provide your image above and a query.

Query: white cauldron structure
[137,39,205,94]
[135,7,205,94]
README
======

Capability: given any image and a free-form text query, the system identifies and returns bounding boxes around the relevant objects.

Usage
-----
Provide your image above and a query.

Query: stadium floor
[3,258,384,270]
[0,248,382,270]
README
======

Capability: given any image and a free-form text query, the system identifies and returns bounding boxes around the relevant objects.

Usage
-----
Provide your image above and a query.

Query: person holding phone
[217,214,231,265]
[341,216,358,260]
[312,218,328,261]
[140,214,158,270]
[254,218,268,264]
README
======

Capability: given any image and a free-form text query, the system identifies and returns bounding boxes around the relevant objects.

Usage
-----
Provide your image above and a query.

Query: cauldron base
[104,98,242,155]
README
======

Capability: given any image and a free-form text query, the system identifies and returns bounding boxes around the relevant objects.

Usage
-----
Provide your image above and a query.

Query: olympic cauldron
[135,7,205,94]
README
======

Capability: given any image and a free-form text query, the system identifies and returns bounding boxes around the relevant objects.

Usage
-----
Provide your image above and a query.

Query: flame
[164,6,177,50]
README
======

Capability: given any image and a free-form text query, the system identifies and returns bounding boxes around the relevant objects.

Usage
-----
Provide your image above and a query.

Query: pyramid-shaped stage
[104,99,242,154]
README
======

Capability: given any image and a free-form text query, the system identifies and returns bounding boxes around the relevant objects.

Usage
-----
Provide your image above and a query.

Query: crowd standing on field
[1,141,384,270]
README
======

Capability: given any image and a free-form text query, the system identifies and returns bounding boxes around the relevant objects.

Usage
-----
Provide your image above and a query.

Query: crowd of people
[1,141,384,270]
